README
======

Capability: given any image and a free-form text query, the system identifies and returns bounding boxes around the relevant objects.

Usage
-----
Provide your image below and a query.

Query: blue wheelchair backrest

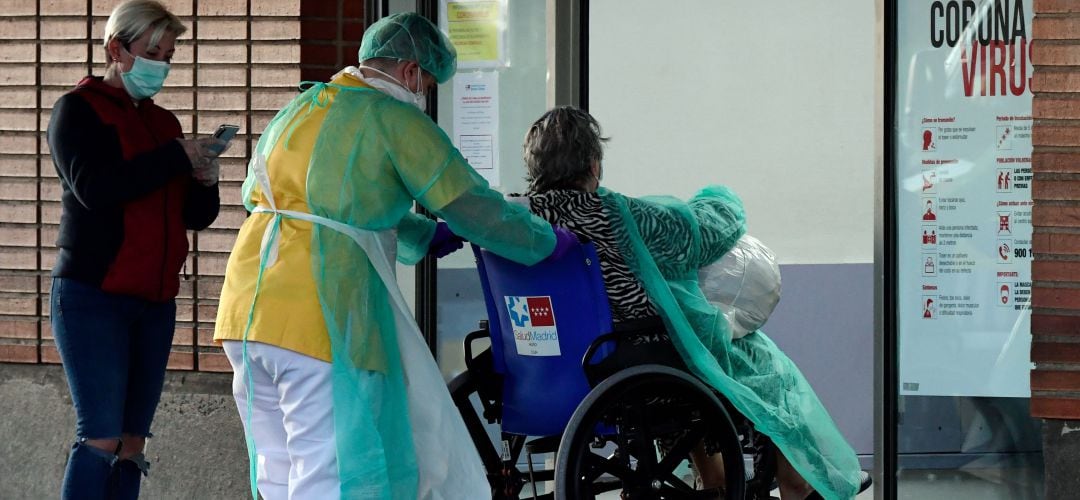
[472,241,614,437]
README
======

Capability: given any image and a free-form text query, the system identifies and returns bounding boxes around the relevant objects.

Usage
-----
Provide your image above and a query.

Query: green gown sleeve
[374,99,556,265]
[395,211,437,265]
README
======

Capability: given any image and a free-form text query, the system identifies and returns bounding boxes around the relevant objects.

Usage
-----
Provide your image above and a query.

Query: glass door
[891,1,1043,498]
[406,0,585,380]
[366,0,578,376]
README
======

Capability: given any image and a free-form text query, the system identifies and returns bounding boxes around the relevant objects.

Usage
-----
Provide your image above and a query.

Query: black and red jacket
[47,76,219,302]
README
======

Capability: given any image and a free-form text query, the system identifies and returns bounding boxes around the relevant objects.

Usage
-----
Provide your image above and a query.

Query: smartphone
[209,124,240,155]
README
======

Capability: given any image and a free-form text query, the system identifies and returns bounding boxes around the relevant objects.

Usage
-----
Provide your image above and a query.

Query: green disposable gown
[598,185,862,500]
[239,81,556,499]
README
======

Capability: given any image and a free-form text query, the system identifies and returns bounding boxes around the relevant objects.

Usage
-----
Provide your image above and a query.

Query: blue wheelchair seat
[472,241,614,437]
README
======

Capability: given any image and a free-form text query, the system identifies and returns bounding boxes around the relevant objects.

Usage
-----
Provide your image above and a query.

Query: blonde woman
[46,1,222,498]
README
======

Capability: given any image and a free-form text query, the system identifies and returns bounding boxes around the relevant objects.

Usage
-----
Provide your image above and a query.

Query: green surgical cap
[358,12,458,84]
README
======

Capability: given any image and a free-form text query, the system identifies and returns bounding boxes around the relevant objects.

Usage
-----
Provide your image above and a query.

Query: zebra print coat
[526,189,658,323]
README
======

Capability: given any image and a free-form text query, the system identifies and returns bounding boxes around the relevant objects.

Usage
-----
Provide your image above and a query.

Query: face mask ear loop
[119,44,139,67]
[415,65,423,96]
[120,45,170,70]
[359,64,411,92]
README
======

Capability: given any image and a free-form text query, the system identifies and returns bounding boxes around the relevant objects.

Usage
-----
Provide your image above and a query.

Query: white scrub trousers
[223,340,384,500]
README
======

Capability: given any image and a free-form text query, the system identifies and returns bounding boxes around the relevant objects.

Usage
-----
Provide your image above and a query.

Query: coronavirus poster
[896,0,1033,397]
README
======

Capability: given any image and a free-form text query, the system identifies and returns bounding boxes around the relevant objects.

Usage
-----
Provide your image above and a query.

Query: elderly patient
[515,106,869,500]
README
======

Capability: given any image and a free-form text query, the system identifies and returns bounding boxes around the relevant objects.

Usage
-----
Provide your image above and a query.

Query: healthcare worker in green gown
[214,13,574,499]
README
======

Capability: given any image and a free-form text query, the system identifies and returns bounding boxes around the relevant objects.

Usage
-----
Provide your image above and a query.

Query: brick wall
[0,0,323,372]
[1030,0,1080,418]
[299,0,364,82]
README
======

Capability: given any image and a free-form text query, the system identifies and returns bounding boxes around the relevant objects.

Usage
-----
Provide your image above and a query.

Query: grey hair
[103,0,186,60]
[523,106,609,193]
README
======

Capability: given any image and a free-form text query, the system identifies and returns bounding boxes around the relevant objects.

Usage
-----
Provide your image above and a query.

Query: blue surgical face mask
[120,46,170,100]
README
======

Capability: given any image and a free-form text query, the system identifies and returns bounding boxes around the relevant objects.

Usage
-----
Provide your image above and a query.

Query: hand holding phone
[191,157,220,187]
[208,124,239,156]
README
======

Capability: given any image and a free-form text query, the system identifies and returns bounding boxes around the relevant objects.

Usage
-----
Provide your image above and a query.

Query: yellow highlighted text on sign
[447,1,500,63]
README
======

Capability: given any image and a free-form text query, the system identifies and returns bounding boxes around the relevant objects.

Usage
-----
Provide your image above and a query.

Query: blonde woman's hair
[103,0,186,60]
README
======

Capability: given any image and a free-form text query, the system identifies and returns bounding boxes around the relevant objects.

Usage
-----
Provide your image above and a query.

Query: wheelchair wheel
[554,365,745,500]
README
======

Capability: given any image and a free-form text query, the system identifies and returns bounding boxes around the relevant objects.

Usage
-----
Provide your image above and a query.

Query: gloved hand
[546,226,579,261]
[179,137,225,186]
[428,222,464,258]
[192,157,220,187]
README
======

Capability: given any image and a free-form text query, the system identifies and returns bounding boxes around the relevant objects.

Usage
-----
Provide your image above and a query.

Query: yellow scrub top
[215,70,557,372]
[214,74,369,366]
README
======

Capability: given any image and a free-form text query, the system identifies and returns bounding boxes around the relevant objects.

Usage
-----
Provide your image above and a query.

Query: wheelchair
[447,241,780,499]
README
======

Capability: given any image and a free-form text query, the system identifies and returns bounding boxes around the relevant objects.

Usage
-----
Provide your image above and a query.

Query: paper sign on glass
[452,70,500,186]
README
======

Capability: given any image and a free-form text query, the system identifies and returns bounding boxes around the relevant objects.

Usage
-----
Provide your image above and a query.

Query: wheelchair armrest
[462,323,504,423]
[581,333,620,387]
[463,324,490,375]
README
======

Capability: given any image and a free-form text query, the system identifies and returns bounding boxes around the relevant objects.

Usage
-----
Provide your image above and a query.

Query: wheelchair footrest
[526,468,554,482]
[524,435,560,455]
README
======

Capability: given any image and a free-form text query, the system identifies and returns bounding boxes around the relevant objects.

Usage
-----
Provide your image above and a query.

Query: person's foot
[857,470,872,493]
[802,471,872,499]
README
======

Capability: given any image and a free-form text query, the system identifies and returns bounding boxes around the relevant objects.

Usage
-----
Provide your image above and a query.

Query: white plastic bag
[697,234,781,340]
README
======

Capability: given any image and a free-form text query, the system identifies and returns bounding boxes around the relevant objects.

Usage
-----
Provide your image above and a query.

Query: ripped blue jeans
[51,277,176,500]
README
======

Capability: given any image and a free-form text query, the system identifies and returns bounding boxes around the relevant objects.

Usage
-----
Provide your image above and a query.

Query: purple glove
[428,221,464,258]
[547,226,579,261]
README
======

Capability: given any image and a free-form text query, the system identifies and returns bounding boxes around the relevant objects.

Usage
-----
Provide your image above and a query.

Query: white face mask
[355,64,426,111]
